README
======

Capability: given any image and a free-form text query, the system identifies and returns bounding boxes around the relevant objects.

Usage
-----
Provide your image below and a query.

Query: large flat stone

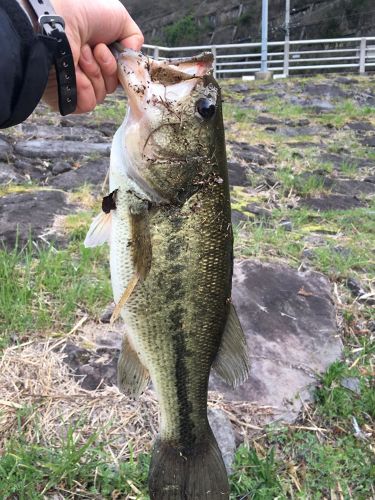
[50,159,109,191]
[20,123,108,143]
[210,260,342,422]
[15,140,111,159]
[303,84,348,99]
[0,189,72,248]
[300,194,365,211]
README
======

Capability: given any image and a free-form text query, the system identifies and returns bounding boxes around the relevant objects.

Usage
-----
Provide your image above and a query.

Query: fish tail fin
[148,429,229,499]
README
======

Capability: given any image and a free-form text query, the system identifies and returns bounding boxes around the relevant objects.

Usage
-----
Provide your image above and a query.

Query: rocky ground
[0,74,374,498]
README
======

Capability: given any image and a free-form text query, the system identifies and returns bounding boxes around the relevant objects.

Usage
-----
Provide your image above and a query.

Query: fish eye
[196,98,216,120]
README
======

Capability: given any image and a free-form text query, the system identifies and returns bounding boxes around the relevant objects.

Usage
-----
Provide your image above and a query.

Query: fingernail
[81,45,92,63]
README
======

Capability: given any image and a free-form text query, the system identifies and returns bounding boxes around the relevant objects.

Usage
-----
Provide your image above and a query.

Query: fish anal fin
[117,335,150,397]
[212,303,250,388]
[84,212,112,248]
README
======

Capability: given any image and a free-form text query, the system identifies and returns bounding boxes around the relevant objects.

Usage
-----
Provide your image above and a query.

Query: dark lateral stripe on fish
[166,223,195,448]
[102,190,118,213]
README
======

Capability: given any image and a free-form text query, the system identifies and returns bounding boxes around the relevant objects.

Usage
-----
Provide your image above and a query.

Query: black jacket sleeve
[0,0,57,128]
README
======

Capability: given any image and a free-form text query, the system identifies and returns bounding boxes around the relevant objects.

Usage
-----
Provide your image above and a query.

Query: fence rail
[143,37,375,78]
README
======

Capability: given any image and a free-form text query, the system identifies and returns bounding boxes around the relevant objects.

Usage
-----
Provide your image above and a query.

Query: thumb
[118,14,144,50]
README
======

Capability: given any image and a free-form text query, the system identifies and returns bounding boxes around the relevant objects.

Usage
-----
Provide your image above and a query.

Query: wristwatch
[21,0,77,115]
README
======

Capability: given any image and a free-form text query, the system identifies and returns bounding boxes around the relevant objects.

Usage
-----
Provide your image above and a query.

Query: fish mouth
[114,48,214,116]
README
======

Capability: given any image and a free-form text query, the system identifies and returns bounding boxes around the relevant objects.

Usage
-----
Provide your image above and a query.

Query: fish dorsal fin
[84,212,112,248]
[117,335,150,397]
[212,303,250,388]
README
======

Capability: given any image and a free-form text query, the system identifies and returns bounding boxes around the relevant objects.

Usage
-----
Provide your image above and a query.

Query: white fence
[143,37,375,78]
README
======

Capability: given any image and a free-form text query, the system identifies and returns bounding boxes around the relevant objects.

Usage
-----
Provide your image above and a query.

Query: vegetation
[162,15,211,47]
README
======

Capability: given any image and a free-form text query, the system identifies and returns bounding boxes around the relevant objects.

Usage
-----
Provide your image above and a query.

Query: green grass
[274,165,331,197]
[316,100,375,128]
[0,428,150,499]
[94,99,127,125]
[263,97,306,120]
[234,206,375,278]
[0,241,111,348]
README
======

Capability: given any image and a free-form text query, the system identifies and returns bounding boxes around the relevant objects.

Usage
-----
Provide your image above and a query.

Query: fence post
[283,40,290,76]
[359,38,366,74]
[211,46,217,79]
[153,46,159,60]
[283,0,290,77]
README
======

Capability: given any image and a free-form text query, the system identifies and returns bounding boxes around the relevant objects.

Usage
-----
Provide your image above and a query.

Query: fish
[84,48,250,499]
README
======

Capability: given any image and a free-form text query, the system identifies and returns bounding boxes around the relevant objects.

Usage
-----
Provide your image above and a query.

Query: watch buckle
[38,14,65,33]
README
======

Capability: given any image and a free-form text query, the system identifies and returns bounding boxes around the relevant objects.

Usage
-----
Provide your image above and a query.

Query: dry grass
[0,339,274,459]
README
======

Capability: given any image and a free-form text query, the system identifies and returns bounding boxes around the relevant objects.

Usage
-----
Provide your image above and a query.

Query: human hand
[43,0,143,113]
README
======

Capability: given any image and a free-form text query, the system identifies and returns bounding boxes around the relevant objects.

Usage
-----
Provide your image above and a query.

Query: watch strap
[26,0,77,115]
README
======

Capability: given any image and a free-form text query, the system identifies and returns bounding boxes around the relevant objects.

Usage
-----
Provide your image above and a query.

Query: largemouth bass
[85,49,249,499]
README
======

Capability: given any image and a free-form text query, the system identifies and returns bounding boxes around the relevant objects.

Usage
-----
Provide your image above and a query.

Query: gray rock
[50,159,109,191]
[346,121,374,132]
[244,203,272,218]
[300,195,364,211]
[231,210,249,224]
[277,125,325,138]
[346,277,366,298]
[341,377,361,395]
[228,162,250,187]
[252,93,270,102]
[0,137,13,160]
[208,408,236,473]
[332,179,375,196]
[318,152,372,171]
[255,116,282,126]
[15,140,110,159]
[285,119,310,127]
[100,302,116,324]
[21,123,107,143]
[279,220,292,231]
[288,141,320,149]
[304,84,347,98]
[0,189,72,248]
[52,161,72,175]
[228,84,249,93]
[61,342,120,391]
[210,260,342,423]
[0,163,23,184]
[335,77,358,85]
[361,136,375,147]
[230,142,271,166]
[309,99,335,113]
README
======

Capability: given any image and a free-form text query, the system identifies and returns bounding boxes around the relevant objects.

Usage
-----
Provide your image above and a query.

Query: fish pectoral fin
[84,212,112,248]
[110,273,140,324]
[117,335,149,397]
[212,303,250,388]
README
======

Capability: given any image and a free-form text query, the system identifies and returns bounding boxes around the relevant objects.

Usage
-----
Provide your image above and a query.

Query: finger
[93,44,119,94]
[117,8,144,50]
[87,5,144,51]
[119,28,144,51]
[79,44,107,104]
[74,68,97,114]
